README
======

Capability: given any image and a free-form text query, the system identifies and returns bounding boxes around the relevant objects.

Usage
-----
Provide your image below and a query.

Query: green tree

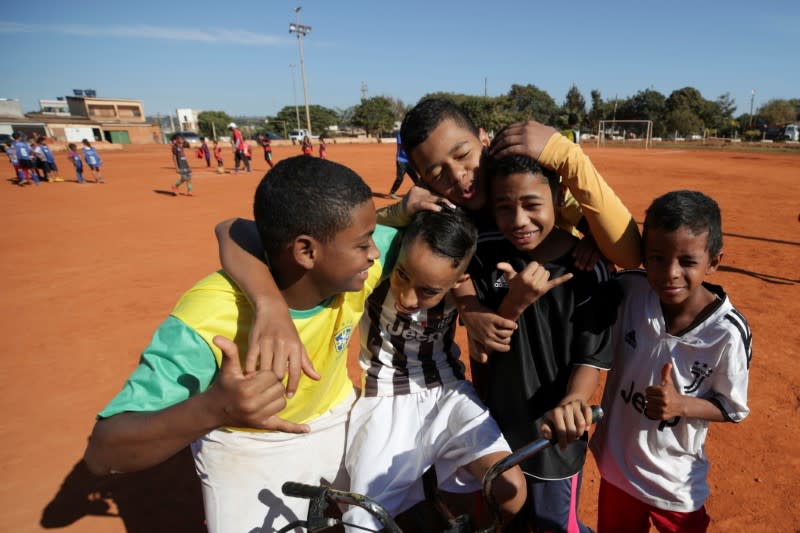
[460,95,511,134]
[664,108,704,137]
[617,89,667,137]
[759,99,797,125]
[352,96,396,137]
[198,110,234,140]
[561,84,586,127]
[272,104,338,135]
[506,84,560,125]
[586,89,608,134]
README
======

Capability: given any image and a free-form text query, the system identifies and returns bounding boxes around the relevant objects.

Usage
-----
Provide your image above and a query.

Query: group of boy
[3,132,104,185]
[84,98,751,533]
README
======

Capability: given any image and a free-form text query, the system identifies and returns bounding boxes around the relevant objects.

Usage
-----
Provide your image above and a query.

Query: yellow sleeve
[539,133,642,268]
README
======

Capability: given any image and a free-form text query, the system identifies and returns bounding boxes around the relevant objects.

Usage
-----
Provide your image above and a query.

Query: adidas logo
[493,274,509,288]
[624,330,637,349]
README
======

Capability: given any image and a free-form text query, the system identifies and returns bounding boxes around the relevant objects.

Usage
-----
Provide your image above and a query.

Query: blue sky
[1,0,797,118]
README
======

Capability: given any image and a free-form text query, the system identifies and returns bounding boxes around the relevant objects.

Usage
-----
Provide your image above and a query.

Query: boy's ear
[292,235,317,269]
[706,251,723,274]
[478,128,491,148]
[451,272,471,289]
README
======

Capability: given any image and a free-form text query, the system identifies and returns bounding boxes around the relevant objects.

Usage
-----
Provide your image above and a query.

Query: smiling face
[408,118,490,212]
[390,237,467,315]
[644,225,720,316]
[312,201,380,296]
[492,171,557,255]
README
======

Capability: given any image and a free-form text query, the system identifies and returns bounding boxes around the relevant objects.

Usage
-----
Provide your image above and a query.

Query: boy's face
[390,238,467,315]
[643,225,720,310]
[492,172,556,253]
[408,118,490,212]
[312,200,380,295]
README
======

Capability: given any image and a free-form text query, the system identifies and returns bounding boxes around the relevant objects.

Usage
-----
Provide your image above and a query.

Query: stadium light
[289,6,313,134]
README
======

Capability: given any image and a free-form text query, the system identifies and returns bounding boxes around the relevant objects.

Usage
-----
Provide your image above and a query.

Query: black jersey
[470,232,616,479]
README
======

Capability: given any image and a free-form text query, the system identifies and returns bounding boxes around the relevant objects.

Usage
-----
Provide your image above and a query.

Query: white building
[176,108,201,132]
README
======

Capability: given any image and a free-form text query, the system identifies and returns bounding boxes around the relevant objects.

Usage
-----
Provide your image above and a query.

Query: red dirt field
[2,142,798,533]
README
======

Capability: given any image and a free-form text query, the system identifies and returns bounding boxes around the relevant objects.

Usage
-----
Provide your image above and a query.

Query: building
[0,98,48,139]
[176,108,201,132]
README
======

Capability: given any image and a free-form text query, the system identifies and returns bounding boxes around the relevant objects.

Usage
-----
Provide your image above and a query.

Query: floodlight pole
[290,64,301,129]
[289,7,312,134]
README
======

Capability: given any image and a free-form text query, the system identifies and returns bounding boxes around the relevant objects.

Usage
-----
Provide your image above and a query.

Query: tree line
[194,85,800,142]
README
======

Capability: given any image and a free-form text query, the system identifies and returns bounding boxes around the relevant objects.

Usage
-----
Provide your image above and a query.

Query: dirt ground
[2,141,798,533]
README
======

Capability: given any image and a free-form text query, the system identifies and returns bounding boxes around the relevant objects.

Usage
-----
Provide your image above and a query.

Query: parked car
[0,133,13,145]
[783,124,799,142]
[288,129,310,142]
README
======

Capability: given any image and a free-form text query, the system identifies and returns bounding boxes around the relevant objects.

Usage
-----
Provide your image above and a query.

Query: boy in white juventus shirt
[344,208,526,531]
[591,191,751,533]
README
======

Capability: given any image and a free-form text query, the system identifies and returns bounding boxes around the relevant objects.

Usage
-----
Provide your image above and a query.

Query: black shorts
[19,159,34,170]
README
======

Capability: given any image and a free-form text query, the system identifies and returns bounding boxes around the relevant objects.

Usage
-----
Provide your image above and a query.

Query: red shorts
[597,478,710,533]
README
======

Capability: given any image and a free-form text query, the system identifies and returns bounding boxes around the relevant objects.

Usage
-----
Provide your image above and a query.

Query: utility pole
[290,64,300,129]
[749,89,756,128]
[361,81,368,100]
[289,6,312,134]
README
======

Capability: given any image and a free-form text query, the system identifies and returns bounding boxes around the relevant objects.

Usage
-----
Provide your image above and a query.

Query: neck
[526,228,575,263]
[273,265,330,311]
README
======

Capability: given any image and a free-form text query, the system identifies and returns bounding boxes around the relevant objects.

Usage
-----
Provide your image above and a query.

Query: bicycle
[278,405,603,533]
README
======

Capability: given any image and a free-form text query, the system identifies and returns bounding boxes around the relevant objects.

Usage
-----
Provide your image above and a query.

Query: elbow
[214,218,236,241]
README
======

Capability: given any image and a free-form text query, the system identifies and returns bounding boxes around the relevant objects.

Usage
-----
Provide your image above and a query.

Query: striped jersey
[590,270,751,512]
[358,278,465,397]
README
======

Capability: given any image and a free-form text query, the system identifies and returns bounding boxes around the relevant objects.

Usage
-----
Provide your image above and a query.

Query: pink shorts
[597,478,710,533]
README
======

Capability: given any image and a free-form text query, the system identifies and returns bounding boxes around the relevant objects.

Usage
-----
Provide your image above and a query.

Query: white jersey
[358,278,465,397]
[591,270,751,512]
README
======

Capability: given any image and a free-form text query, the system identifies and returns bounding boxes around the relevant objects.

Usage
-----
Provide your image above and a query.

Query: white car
[288,129,310,142]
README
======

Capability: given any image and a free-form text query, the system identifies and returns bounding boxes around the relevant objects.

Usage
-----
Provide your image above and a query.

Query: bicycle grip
[282,482,328,500]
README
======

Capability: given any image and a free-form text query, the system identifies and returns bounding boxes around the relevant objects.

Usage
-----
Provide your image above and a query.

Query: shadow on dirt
[718,265,798,285]
[41,447,206,533]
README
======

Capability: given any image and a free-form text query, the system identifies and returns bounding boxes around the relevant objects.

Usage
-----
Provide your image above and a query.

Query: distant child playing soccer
[590,190,751,533]
[12,132,37,185]
[301,135,313,155]
[199,137,211,168]
[67,143,86,183]
[39,137,60,181]
[213,139,224,174]
[81,139,104,183]
[170,134,193,196]
[318,133,327,159]
[258,134,274,169]
[2,143,24,182]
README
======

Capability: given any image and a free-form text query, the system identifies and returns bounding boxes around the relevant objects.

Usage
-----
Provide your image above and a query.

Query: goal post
[597,120,653,149]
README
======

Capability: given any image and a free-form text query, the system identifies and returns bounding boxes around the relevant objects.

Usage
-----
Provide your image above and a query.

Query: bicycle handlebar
[280,482,403,533]
[480,405,604,532]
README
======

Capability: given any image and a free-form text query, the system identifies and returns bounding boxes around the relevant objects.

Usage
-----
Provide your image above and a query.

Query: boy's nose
[399,288,418,309]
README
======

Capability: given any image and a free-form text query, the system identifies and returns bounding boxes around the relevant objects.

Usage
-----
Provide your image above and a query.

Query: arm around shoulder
[539,135,642,268]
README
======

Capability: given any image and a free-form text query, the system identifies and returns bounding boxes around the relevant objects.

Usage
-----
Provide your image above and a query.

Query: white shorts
[343,380,510,531]
[191,390,356,533]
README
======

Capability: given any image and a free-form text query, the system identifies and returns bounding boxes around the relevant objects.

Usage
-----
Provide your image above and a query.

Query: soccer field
[2,141,798,532]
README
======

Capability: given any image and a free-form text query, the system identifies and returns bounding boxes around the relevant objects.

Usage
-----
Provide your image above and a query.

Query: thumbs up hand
[206,336,310,434]
[645,362,685,420]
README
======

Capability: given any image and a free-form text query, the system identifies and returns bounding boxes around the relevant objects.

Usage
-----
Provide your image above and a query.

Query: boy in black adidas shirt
[469,154,615,532]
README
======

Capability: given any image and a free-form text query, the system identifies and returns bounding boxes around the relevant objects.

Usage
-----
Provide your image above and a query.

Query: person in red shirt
[301,135,313,155]
[228,123,246,172]
[318,134,328,159]
[258,134,275,169]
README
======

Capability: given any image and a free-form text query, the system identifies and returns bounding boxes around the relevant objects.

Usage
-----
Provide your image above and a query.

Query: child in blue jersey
[67,143,86,183]
[2,143,24,182]
[38,137,60,181]
[81,139,104,183]
[12,132,38,185]
[170,134,193,196]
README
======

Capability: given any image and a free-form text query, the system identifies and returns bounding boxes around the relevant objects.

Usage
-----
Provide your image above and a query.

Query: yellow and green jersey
[100,224,399,427]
